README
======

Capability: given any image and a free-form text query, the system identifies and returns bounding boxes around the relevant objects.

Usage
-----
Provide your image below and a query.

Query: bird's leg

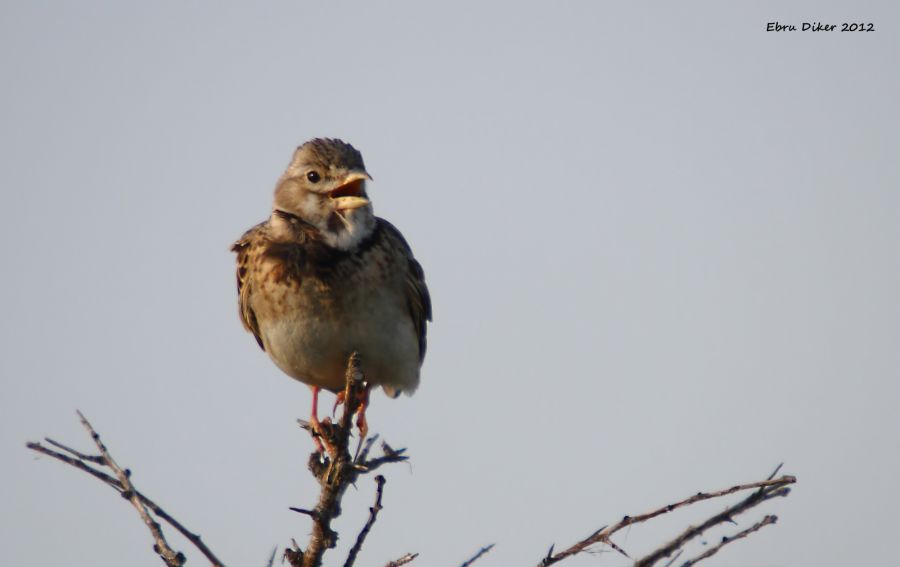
[310,386,321,425]
[307,386,333,454]
[331,385,370,438]
[332,384,371,439]
[355,384,371,442]
[350,384,372,461]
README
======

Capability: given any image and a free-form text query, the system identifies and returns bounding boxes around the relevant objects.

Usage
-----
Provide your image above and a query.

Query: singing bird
[232,139,431,440]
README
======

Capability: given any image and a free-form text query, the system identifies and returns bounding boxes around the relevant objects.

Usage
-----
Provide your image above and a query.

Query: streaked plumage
[232,139,431,417]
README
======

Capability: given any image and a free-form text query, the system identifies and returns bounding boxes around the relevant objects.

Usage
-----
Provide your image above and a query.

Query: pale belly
[258,289,421,395]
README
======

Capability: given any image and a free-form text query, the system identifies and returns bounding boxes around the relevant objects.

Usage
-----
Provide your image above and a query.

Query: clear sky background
[2,2,898,566]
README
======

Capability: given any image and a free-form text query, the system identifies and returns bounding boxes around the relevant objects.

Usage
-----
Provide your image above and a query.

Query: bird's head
[272,138,375,250]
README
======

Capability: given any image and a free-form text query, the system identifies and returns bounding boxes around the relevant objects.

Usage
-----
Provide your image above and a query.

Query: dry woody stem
[26,415,223,567]
[383,553,419,567]
[538,463,796,566]
[460,544,496,566]
[25,353,408,567]
[285,352,409,567]
[343,474,386,567]
[26,354,796,567]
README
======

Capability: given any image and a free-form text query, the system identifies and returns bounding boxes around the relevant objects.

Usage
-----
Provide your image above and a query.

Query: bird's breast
[251,244,420,394]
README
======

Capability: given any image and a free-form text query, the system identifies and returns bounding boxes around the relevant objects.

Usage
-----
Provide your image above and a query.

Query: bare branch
[27,441,123,491]
[460,543,495,566]
[27,357,792,567]
[355,442,408,473]
[265,546,278,567]
[384,553,419,567]
[635,480,791,566]
[537,473,796,566]
[45,437,105,464]
[74,411,184,567]
[678,515,778,567]
[27,416,225,567]
[343,475,387,567]
[355,434,380,465]
[285,353,410,567]
[29,354,405,567]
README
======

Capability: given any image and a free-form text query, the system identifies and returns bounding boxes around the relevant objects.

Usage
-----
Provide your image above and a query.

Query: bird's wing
[377,219,432,362]
[231,223,265,351]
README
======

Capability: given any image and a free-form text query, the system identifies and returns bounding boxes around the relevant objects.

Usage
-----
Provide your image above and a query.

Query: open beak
[330,171,372,211]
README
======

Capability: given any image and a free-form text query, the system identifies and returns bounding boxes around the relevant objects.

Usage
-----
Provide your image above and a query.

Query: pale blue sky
[2,2,898,566]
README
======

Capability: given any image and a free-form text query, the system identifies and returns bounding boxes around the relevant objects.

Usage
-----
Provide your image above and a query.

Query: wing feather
[377,219,432,362]
[231,224,265,351]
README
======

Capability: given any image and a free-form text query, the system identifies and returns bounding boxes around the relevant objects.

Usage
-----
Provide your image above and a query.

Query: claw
[332,390,346,417]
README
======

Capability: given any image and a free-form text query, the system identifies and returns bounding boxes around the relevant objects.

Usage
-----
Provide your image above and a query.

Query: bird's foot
[356,394,369,442]
[309,415,338,457]
[332,386,370,439]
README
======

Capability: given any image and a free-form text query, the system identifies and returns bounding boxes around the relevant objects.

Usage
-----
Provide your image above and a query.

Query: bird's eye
[306,171,321,183]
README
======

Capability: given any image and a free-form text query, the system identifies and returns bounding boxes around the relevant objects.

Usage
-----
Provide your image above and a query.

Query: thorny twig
[26,414,224,567]
[26,357,793,567]
[265,546,278,567]
[343,475,387,567]
[285,353,409,567]
[460,543,496,566]
[384,553,419,567]
[26,353,408,567]
[75,412,183,566]
[678,515,778,567]
[538,465,796,566]
[635,476,790,567]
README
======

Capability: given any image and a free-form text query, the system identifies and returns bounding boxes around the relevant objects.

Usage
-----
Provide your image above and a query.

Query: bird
[231,138,431,446]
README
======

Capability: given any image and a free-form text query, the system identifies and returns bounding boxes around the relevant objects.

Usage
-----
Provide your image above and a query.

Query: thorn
[768,462,784,480]
[289,507,318,518]
[606,539,630,558]
[586,525,608,539]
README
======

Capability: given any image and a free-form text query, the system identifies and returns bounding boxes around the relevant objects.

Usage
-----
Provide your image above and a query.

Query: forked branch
[539,465,796,566]
[25,355,795,567]
[26,415,224,567]
[285,352,410,567]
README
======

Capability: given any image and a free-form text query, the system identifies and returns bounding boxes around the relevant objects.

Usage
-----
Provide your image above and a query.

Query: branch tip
[460,543,495,567]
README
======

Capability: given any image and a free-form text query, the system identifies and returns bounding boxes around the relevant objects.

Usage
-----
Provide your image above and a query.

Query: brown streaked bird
[231,139,431,444]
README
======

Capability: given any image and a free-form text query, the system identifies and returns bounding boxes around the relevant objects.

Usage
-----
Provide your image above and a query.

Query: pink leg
[355,384,371,441]
[309,386,326,453]
[310,386,321,426]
